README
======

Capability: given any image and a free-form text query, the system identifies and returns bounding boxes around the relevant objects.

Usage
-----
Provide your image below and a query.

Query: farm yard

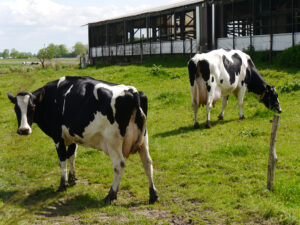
[0,57,299,224]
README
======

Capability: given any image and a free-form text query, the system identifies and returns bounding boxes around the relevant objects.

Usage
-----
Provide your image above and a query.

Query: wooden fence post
[267,115,280,191]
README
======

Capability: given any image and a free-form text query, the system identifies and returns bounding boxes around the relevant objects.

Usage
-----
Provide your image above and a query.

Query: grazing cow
[188,49,281,128]
[8,76,158,204]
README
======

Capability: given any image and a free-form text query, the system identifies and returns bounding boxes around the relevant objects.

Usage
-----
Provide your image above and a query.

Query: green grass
[0,58,299,224]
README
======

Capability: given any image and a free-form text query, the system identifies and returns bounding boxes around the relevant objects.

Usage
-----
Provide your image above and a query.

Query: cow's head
[8,91,37,135]
[260,85,282,113]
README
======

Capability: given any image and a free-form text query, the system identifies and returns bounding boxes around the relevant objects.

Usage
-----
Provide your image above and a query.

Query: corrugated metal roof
[88,0,204,25]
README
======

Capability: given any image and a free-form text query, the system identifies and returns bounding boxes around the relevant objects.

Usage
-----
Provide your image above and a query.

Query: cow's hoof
[103,187,117,204]
[218,115,224,120]
[57,185,68,192]
[239,115,245,120]
[205,121,211,129]
[194,122,200,129]
[68,173,77,186]
[149,187,158,204]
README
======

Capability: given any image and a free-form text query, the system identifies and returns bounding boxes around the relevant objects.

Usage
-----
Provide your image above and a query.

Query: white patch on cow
[61,111,122,155]
[93,83,137,116]
[62,85,73,115]
[16,95,32,133]
[60,160,67,182]
[57,76,66,88]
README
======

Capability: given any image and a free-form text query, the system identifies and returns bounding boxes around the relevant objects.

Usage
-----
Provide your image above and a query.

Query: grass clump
[278,80,300,93]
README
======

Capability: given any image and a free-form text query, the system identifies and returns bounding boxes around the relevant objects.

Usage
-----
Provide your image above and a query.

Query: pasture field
[0,57,299,224]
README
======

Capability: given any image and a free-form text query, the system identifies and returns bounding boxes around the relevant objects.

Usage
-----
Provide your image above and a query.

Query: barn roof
[88,0,205,26]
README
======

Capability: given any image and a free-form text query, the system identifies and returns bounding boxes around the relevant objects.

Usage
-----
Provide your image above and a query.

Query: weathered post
[267,115,280,190]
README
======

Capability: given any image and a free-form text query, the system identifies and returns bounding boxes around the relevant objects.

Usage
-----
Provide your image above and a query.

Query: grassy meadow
[0,57,299,224]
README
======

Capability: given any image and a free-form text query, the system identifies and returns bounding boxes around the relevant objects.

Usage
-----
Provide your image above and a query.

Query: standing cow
[8,76,158,204]
[188,49,281,128]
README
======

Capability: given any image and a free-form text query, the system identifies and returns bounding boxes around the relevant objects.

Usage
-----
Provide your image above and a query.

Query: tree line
[0,42,88,59]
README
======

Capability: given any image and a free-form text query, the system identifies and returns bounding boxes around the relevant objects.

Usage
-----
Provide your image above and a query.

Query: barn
[88,0,300,64]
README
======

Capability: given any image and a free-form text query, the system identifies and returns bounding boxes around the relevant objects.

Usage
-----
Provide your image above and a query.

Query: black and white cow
[188,49,281,128]
[8,76,158,204]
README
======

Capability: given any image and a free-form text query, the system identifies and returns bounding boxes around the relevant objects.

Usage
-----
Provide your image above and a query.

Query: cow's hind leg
[192,100,200,128]
[205,88,214,128]
[67,143,78,186]
[191,84,200,129]
[218,96,229,120]
[237,86,247,120]
[104,142,125,203]
[139,132,158,204]
[55,140,68,191]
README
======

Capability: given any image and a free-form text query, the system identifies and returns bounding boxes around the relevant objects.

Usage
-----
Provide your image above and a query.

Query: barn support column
[211,2,216,49]
[196,5,201,53]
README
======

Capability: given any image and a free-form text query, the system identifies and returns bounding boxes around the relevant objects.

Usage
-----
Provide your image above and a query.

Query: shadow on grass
[21,187,60,207]
[21,187,144,217]
[37,194,106,217]
[154,119,235,138]
[0,190,19,202]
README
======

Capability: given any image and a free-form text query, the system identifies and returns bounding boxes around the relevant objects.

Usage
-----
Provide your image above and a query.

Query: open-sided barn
[88,0,300,64]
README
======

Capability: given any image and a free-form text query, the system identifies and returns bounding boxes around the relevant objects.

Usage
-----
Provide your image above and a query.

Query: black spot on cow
[206,84,211,92]
[188,60,197,86]
[241,80,245,86]
[115,90,135,137]
[198,60,210,81]
[62,79,114,138]
[135,91,147,132]
[222,53,242,85]
[120,161,125,168]
[97,87,114,124]
[220,79,223,84]
[211,76,214,83]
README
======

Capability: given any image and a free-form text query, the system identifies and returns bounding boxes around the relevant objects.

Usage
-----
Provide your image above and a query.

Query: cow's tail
[132,92,147,153]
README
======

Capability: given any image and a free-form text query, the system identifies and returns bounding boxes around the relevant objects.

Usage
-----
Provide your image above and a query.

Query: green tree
[37,46,54,68]
[10,48,19,58]
[73,42,87,56]
[58,44,69,57]
[2,49,9,58]
[46,43,56,59]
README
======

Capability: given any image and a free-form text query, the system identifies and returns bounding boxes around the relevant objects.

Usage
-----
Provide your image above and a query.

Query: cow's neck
[32,88,45,124]
[246,62,267,96]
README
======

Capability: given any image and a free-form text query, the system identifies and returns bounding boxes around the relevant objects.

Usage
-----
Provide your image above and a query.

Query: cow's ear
[7,92,16,104]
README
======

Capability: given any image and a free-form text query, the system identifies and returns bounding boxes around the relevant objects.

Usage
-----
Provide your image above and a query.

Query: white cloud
[0,0,168,53]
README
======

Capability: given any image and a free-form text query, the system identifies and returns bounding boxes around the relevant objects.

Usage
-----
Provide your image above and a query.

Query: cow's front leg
[238,86,247,120]
[104,143,125,203]
[139,132,158,204]
[218,96,229,120]
[67,143,78,186]
[55,140,68,191]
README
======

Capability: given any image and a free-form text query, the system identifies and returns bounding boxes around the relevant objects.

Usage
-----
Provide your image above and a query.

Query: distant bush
[54,62,61,71]
[274,45,300,68]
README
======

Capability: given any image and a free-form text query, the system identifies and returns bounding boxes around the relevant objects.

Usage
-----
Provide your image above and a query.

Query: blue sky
[0,0,177,54]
